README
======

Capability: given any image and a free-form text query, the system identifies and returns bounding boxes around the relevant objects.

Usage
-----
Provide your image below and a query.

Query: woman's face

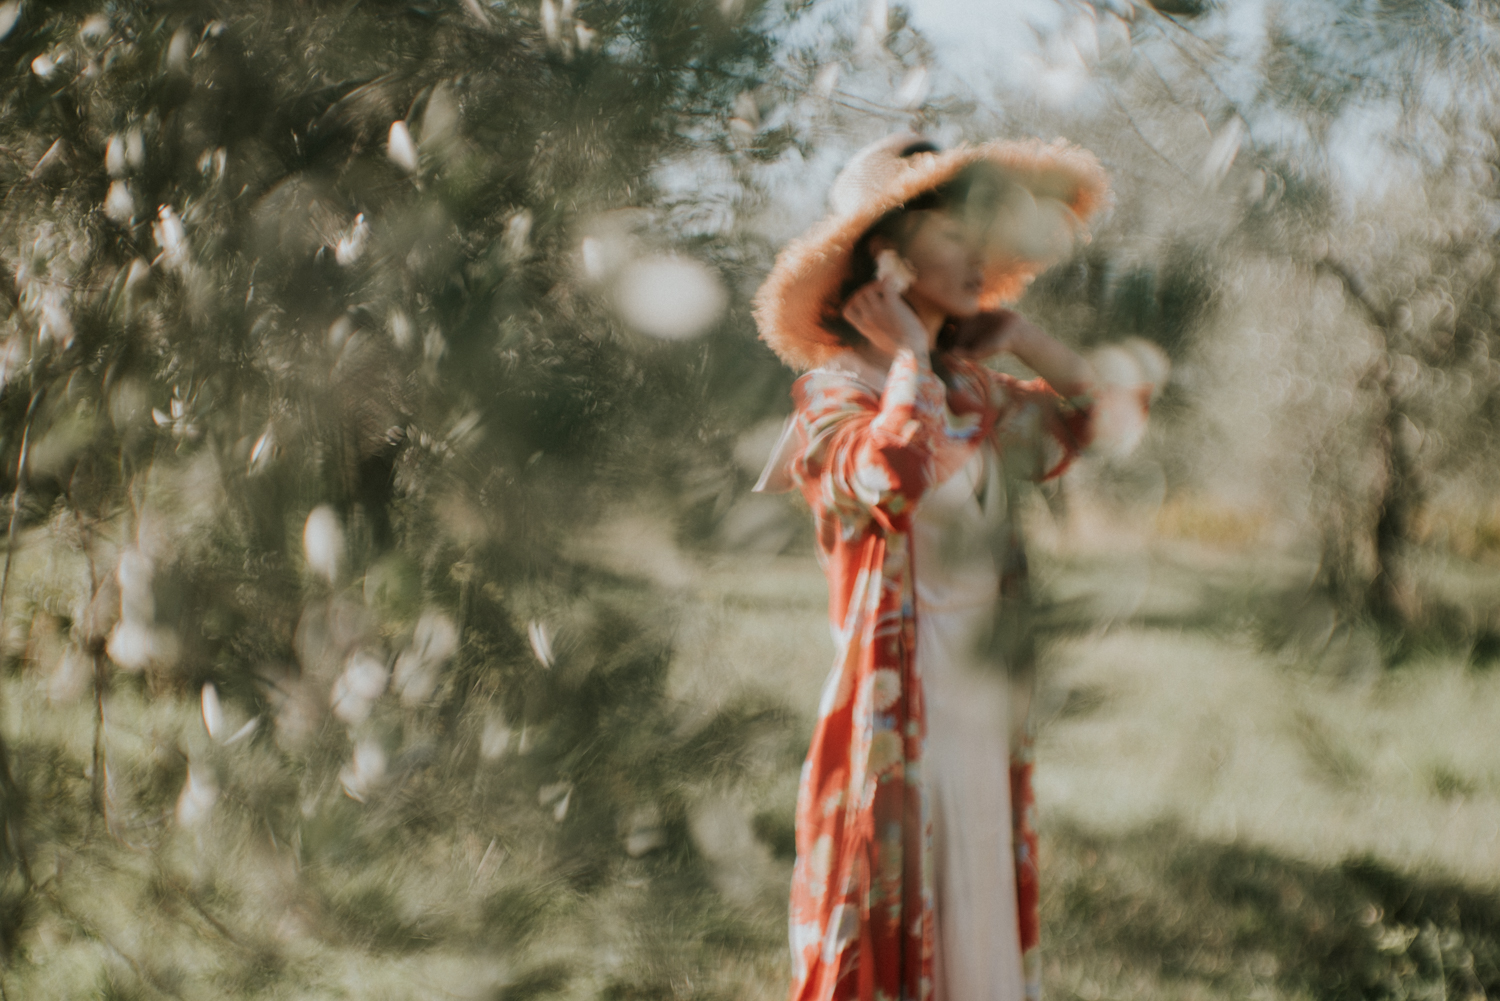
[882,209,988,320]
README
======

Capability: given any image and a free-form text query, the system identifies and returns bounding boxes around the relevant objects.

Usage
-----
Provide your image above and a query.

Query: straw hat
[753,131,1110,371]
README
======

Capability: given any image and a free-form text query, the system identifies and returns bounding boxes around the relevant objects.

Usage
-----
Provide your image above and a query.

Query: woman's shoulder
[806,349,888,389]
[796,350,888,400]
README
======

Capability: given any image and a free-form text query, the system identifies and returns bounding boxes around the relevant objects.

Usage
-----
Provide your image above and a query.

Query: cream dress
[913,446,1028,1001]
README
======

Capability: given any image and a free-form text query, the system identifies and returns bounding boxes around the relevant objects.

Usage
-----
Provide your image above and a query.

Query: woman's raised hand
[841,280,931,362]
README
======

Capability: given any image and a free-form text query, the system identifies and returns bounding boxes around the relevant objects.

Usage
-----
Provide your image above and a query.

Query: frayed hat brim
[753,137,1109,372]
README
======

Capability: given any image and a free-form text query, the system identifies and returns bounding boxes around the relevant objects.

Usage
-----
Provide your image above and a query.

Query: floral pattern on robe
[784,348,1094,1001]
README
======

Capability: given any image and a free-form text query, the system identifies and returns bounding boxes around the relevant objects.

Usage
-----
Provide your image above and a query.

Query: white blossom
[334,213,369,266]
[152,204,188,271]
[393,610,459,705]
[166,27,192,72]
[539,781,572,822]
[331,652,389,724]
[150,388,199,439]
[117,549,155,624]
[201,682,225,740]
[249,427,276,473]
[527,620,554,667]
[35,291,75,347]
[623,804,664,856]
[125,258,152,291]
[504,210,532,258]
[104,180,135,224]
[79,15,111,45]
[175,762,218,827]
[480,714,511,760]
[386,121,419,173]
[0,3,21,43]
[540,0,561,49]
[388,310,414,351]
[105,134,128,177]
[580,237,607,280]
[303,505,344,582]
[200,682,261,745]
[339,740,387,802]
[612,255,727,340]
[106,620,152,671]
[125,129,145,170]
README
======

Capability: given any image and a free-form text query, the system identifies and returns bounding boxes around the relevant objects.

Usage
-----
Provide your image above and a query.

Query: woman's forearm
[1006,317,1095,399]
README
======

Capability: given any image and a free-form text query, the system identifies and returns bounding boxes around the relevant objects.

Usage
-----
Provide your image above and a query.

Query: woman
[752,132,1145,1001]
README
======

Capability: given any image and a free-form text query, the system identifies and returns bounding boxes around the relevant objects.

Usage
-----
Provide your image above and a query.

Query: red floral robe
[782,348,1094,1001]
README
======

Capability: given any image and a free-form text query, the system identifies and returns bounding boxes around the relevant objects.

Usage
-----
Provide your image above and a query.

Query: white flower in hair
[874,249,915,294]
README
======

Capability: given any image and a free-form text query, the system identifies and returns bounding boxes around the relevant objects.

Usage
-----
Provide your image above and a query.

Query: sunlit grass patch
[1036,621,1500,886]
[1412,497,1500,566]
[1154,494,1272,550]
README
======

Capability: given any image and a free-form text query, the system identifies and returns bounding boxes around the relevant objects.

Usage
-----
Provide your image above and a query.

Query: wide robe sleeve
[781,348,970,1001]
[791,348,952,538]
[960,360,1153,481]
[974,368,1095,483]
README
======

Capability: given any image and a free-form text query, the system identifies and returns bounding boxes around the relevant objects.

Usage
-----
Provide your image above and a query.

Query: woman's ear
[867,233,897,257]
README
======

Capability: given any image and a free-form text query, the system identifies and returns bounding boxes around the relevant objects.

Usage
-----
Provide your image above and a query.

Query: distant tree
[997,0,1500,641]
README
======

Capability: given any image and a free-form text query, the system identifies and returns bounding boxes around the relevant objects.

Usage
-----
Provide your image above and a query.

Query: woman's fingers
[842,283,901,354]
[842,281,925,355]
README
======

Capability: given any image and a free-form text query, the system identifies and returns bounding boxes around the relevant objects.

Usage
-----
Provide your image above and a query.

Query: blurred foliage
[0,0,825,996]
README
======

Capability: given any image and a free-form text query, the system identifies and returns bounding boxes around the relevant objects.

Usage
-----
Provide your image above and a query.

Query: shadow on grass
[1045,819,1500,1001]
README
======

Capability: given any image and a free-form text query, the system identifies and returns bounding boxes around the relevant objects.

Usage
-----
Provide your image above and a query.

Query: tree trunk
[1318,257,1420,631]
[1367,401,1420,627]
[0,728,30,961]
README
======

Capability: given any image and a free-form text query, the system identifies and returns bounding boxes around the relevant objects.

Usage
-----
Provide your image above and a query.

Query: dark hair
[824,158,1011,351]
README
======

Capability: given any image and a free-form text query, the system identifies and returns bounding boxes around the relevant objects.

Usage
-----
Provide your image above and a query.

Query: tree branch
[1316,256,1392,331]
[1107,89,1195,182]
